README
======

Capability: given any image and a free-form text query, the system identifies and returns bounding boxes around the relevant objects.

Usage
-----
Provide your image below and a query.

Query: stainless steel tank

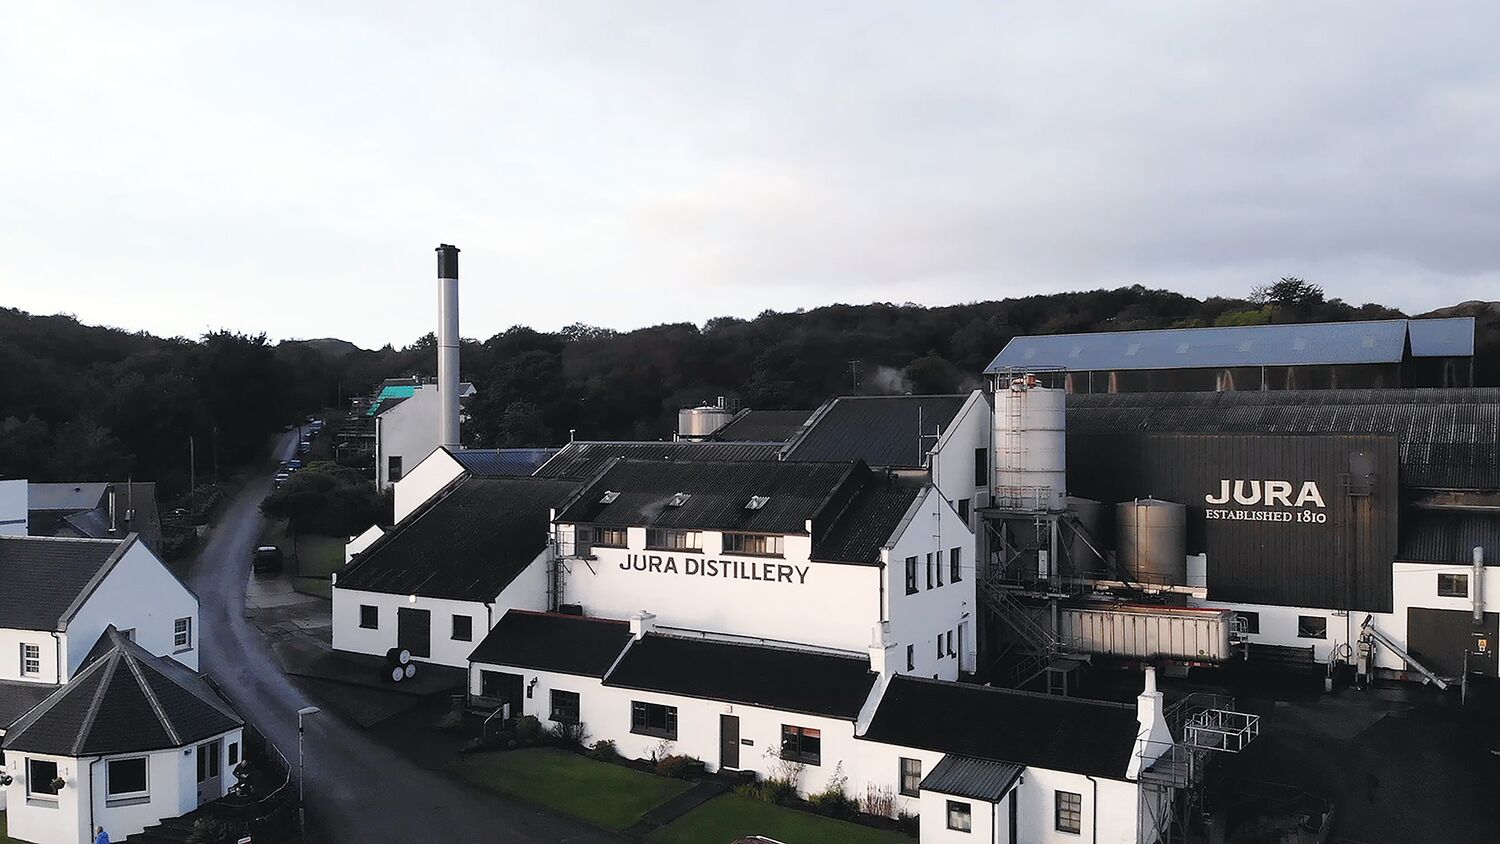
[1115,498,1187,585]
[1065,496,1106,575]
[677,405,734,439]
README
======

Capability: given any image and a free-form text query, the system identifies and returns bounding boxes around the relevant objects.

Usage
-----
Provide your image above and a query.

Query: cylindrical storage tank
[677,406,734,440]
[1065,496,1106,575]
[1115,498,1187,586]
[993,377,1066,511]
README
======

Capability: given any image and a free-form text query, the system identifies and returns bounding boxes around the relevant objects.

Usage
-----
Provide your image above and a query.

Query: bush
[762,777,798,806]
[654,754,704,780]
[589,739,620,762]
[861,783,897,819]
[808,763,857,819]
[514,715,544,745]
[549,720,588,748]
[186,818,233,844]
[896,812,919,836]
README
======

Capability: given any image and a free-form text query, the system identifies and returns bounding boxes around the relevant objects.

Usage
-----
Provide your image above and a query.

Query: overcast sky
[2,2,1498,349]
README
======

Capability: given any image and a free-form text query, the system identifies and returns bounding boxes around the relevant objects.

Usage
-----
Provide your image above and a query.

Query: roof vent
[1175,342,1190,354]
[1125,343,1141,356]
[600,490,620,505]
[745,495,770,510]
[668,492,691,507]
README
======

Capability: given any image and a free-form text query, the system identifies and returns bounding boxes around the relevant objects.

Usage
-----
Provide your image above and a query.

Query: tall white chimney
[436,244,461,449]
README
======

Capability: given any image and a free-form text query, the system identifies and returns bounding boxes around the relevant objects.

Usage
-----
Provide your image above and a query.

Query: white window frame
[106,756,151,802]
[20,642,42,677]
[27,757,60,801]
[174,616,194,651]
[1437,572,1469,598]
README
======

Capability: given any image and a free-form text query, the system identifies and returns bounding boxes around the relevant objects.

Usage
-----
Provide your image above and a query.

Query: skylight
[668,492,691,507]
[745,495,770,510]
[600,490,620,504]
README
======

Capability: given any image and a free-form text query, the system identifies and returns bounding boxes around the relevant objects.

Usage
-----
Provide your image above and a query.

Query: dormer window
[745,495,770,510]
[668,492,691,507]
[600,490,620,504]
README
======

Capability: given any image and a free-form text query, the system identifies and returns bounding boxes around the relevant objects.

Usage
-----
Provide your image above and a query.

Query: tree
[260,462,390,537]
[1251,277,1325,307]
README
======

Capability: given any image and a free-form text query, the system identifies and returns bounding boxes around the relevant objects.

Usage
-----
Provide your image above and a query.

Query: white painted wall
[375,384,472,490]
[884,487,977,680]
[66,540,199,676]
[392,448,465,523]
[0,628,62,684]
[920,787,1002,843]
[564,533,883,653]
[345,524,383,564]
[930,390,993,518]
[0,479,26,536]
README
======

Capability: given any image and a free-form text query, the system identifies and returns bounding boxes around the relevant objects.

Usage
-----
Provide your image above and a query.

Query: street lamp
[298,706,320,839]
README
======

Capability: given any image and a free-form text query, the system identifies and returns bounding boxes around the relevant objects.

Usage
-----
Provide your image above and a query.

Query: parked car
[288,458,303,470]
[252,545,285,574]
[273,472,290,488]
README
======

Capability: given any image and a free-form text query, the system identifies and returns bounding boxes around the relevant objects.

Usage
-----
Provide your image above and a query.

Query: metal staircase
[977,574,1088,692]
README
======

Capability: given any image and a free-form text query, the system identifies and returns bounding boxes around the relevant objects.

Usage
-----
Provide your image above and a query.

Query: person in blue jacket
[94,826,111,844]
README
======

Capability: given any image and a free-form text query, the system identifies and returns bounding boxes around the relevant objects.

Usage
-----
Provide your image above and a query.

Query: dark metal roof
[988,318,1475,374]
[338,476,579,600]
[557,459,862,536]
[27,482,107,512]
[0,679,58,732]
[782,395,969,468]
[469,611,631,677]
[1068,388,1500,490]
[0,535,125,630]
[860,676,1139,780]
[811,476,924,564]
[1398,510,1500,564]
[3,627,241,755]
[28,482,162,552]
[604,634,876,719]
[534,441,783,480]
[447,447,562,478]
[712,410,814,443]
[920,755,1024,801]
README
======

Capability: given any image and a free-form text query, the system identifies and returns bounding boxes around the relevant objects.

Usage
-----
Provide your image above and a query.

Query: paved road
[188,434,624,843]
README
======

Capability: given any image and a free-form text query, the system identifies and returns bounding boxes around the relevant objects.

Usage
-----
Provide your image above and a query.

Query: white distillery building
[371,379,477,490]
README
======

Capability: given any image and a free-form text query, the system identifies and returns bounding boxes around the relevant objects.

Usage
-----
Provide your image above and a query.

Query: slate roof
[860,676,1140,780]
[2,627,241,756]
[556,459,862,535]
[1398,509,1500,565]
[534,441,783,481]
[469,611,631,677]
[0,535,126,631]
[712,410,814,443]
[29,482,162,551]
[781,395,970,468]
[811,476,924,564]
[338,476,578,600]
[604,634,876,719]
[920,755,1024,801]
[1067,388,1500,490]
[987,318,1475,374]
[27,482,108,512]
[0,680,58,732]
[448,447,562,478]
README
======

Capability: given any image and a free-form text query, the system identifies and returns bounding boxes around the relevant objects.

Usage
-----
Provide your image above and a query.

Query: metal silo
[993,372,1067,511]
[1115,498,1188,586]
[677,399,735,440]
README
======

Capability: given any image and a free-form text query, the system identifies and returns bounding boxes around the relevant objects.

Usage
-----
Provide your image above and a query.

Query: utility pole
[849,360,863,395]
[188,436,196,494]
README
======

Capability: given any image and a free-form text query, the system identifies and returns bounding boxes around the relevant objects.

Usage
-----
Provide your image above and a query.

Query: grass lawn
[649,794,912,844]
[258,519,345,579]
[1,811,40,844]
[451,748,692,831]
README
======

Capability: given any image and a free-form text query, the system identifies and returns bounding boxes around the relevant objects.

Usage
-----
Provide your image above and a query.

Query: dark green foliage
[589,739,621,762]
[259,461,391,536]
[654,754,704,779]
[514,714,545,744]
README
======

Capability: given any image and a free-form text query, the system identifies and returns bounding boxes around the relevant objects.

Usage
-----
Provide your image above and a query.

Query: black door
[397,607,431,658]
[1408,608,1499,678]
[480,671,525,718]
[720,714,740,770]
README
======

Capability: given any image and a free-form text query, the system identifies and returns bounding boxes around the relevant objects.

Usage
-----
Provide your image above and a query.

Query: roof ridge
[1002,317,1411,344]
[70,651,121,756]
[0,534,121,544]
[646,630,869,661]
[119,640,183,746]
[894,674,1135,710]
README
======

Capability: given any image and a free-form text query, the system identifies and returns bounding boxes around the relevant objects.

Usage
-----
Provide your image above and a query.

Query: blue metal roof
[449,448,561,478]
[986,318,1472,374]
[1407,317,1475,357]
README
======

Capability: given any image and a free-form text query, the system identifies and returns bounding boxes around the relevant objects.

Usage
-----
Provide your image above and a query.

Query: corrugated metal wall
[1068,433,1400,612]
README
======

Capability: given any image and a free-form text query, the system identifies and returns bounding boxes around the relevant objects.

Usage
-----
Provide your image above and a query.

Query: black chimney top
[436,243,460,280]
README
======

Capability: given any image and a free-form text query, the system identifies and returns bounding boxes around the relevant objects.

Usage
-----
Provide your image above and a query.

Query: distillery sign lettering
[1204,479,1328,524]
[621,554,810,584]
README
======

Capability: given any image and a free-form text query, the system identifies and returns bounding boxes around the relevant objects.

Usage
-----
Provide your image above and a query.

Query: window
[947,800,973,833]
[359,605,379,629]
[20,643,41,677]
[551,689,581,723]
[28,758,59,798]
[947,629,955,657]
[1237,611,1260,635]
[936,550,944,586]
[119,628,135,641]
[950,547,962,583]
[173,617,193,651]
[974,448,988,487]
[645,528,701,552]
[594,527,628,548]
[631,701,677,739]
[958,498,971,526]
[1056,790,1082,833]
[722,533,784,557]
[899,757,921,797]
[905,644,914,672]
[228,741,240,767]
[780,725,821,765]
[106,757,149,800]
[388,455,403,482]
[1438,573,1469,598]
[452,615,473,642]
[905,556,918,595]
[1297,615,1327,639]
[937,636,944,658]
[926,553,935,589]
